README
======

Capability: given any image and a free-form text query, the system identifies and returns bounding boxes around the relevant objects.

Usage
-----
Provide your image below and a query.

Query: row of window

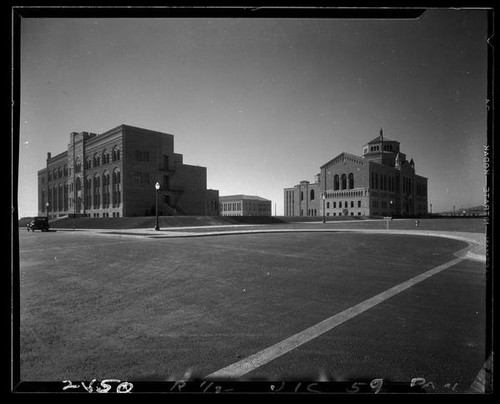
[326,200,362,209]
[371,172,396,192]
[301,210,365,217]
[90,212,120,218]
[46,147,122,181]
[221,202,270,212]
[332,173,355,191]
[222,202,241,212]
[135,151,150,162]
[76,147,122,173]
[133,171,151,185]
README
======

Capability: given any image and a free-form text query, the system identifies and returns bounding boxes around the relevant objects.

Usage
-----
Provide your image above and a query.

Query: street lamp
[387,200,394,230]
[322,193,326,224]
[154,182,160,231]
[46,202,49,221]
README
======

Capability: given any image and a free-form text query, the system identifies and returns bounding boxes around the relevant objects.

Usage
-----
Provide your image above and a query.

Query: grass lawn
[18,230,477,382]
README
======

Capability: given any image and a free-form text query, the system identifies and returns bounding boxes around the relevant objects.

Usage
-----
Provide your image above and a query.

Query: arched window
[47,186,52,211]
[53,186,58,212]
[310,189,315,201]
[84,176,92,209]
[64,183,68,210]
[300,191,304,201]
[341,174,347,190]
[334,175,339,191]
[112,146,121,162]
[58,183,63,211]
[102,171,110,208]
[64,165,68,177]
[102,150,110,165]
[75,176,81,192]
[75,157,81,173]
[93,174,100,208]
[348,173,354,190]
[112,168,121,207]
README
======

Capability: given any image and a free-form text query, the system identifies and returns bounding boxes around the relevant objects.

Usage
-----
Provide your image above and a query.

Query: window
[341,174,347,190]
[358,200,361,208]
[135,151,150,162]
[93,174,100,208]
[334,175,339,191]
[102,171,110,208]
[112,169,121,207]
[326,202,330,209]
[112,147,121,162]
[310,189,315,200]
[351,201,354,208]
[348,173,354,189]
[333,201,336,208]
[102,150,110,165]
[301,191,304,201]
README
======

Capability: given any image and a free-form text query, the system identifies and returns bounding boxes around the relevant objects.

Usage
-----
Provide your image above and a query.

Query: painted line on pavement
[206,255,466,379]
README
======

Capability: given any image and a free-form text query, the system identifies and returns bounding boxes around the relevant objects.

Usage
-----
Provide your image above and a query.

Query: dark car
[27,217,50,232]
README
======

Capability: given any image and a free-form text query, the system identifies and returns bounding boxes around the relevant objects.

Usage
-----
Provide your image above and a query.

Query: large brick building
[284,130,428,218]
[38,124,220,218]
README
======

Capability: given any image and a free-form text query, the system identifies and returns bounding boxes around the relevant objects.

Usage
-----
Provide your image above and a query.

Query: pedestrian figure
[415,220,420,227]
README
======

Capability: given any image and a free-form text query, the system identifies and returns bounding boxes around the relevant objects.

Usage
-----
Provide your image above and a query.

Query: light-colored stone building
[219,194,272,216]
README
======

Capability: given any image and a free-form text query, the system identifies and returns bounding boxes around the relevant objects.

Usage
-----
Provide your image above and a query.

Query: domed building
[284,129,428,218]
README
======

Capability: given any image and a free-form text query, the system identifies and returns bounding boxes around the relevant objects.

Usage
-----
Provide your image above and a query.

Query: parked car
[26,217,50,232]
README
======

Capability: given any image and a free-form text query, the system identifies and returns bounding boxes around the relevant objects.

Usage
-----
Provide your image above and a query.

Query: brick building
[219,194,272,216]
[38,124,220,218]
[284,130,428,217]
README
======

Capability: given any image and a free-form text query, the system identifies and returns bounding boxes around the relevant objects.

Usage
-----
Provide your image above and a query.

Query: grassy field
[18,229,486,388]
[18,215,486,233]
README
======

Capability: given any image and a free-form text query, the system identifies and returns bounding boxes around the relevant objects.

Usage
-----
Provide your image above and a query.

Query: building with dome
[284,130,428,217]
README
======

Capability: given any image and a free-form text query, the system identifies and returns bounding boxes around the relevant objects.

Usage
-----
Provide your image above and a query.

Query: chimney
[47,152,51,161]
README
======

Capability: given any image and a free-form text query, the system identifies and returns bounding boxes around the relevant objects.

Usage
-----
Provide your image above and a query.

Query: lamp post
[322,193,326,224]
[46,202,49,221]
[155,182,160,231]
[387,200,393,230]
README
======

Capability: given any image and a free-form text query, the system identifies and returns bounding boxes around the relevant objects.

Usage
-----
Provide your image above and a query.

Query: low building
[219,194,272,216]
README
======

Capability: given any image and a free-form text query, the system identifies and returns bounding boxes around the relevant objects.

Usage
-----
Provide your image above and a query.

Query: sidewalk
[55,225,487,262]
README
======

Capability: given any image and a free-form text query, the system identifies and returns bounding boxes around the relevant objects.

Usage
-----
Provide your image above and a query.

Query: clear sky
[17,8,489,217]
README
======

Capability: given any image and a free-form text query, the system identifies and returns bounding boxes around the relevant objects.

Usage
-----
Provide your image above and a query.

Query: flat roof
[219,194,271,202]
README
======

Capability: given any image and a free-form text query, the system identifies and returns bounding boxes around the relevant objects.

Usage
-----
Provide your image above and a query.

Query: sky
[16,8,489,217]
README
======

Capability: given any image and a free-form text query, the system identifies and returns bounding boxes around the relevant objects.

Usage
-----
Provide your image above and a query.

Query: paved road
[16,227,488,393]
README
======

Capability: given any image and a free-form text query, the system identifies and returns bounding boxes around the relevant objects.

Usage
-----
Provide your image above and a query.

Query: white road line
[206,256,466,379]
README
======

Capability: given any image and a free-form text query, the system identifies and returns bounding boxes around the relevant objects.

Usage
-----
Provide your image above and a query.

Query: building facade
[38,124,219,218]
[219,195,272,216]
[284,130,428,217]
